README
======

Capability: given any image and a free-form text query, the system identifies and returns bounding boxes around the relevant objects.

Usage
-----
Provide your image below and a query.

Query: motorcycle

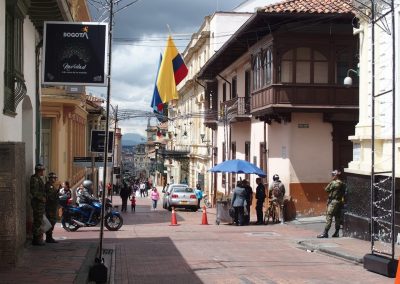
[60,197,123,232]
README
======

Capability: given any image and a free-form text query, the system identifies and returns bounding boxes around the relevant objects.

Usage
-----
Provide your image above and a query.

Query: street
[50,194,393,284]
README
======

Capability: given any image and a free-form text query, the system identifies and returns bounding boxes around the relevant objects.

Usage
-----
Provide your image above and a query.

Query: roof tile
[262,0,353,14]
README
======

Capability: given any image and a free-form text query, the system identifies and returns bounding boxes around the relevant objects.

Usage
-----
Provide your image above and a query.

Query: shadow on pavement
[112,237,203,283]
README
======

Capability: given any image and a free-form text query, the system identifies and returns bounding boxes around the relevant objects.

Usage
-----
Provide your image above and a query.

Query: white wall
[266,113,332,193]
[0,15,38,145]
[209,13,252,55]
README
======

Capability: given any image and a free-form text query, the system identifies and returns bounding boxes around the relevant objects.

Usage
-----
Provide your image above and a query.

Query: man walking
[255,178,266,224]
[45,172,59,243]
[317,170,346,238]
[30,164,46,246]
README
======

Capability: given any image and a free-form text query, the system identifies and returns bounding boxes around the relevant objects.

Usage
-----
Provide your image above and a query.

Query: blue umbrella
[208,159,266,177]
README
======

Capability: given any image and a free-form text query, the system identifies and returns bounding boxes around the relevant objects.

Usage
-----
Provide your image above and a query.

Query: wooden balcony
[220,97,251,122]
[251,84,358,117]
[204,109,218,130]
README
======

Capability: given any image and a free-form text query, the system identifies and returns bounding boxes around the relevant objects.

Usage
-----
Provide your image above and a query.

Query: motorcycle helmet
[35,164,45,171]
[48,172,57,179]
[82,180,93,192]
[272,174,280,181]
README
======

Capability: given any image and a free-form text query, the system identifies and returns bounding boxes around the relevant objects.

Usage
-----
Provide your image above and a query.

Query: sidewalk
[287,216,399,264]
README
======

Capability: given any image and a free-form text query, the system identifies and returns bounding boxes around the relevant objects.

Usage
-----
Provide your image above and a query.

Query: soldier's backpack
[272,182,282,198]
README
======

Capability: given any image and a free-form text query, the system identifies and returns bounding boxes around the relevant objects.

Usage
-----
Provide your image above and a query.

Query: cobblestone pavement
[0,193,397,283]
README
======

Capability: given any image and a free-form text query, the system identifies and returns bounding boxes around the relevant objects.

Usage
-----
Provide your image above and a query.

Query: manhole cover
[245,232,280,237]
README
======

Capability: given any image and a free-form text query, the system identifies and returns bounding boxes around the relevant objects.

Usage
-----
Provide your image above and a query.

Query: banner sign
[42,22,108,86]
[90,130,114,153]
[73,156,113,167]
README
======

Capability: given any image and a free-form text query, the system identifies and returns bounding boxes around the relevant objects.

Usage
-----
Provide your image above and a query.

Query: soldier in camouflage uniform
[45,172,59,243]
[317,170,346,238]
[30,164,46,246]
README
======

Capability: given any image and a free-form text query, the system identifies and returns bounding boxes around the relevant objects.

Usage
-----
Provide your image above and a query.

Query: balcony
[161,146,190,160]
[204,109,218,130]
[220,97,251,122]
[251,84,358,118]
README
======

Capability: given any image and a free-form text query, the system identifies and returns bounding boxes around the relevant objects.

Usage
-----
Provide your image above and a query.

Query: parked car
[162,184,198,211]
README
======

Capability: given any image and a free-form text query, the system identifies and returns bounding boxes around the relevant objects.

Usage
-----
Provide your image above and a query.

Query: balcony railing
[220,97,251,121]
[251,84,358,115]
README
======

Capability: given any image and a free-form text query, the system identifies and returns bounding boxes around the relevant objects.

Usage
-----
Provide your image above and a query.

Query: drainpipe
[35,39,43,164]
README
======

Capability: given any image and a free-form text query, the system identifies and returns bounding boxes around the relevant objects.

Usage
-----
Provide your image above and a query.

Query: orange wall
[289,183,328,216]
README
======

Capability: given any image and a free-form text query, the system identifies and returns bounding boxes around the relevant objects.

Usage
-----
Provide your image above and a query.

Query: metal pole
[390,0,395,260]
[370,0,376,253]
[99,0,114,263]
[110,105,118,203]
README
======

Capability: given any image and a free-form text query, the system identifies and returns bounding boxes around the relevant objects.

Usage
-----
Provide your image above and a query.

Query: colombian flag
[151,54,163,112]
[151,36,188,111]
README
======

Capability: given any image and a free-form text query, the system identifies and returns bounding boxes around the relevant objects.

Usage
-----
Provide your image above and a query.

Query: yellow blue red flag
[153,35,188,107]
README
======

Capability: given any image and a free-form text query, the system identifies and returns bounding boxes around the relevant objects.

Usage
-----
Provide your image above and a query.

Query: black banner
[90,130,114,153]
[43,22,107,86]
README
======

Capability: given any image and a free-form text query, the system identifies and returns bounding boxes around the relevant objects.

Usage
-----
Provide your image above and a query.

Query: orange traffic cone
[201,206,209,225]
[170,207,179,226]
[395,255,400,283]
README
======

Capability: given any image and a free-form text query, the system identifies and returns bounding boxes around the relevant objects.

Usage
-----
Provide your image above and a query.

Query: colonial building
[198,0,359,216]
[170,10,255,201]
[0,0,90,268]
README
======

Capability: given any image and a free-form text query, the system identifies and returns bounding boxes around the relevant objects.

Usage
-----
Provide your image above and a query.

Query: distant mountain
[122,133,145,146]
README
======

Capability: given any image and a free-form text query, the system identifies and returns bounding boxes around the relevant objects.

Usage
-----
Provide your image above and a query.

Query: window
[280,47,328,84]
[231,142,236,160]
[4,0,26,115]
[245,141,250,180]
[252,54,262,90]
[264,48,272,85]
[232,76,237,99]
[259,142,266,172]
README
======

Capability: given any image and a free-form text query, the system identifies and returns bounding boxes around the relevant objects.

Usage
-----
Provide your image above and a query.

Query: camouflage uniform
[30,174,46,242]
[323,179,346,234]
[45,179,59,242]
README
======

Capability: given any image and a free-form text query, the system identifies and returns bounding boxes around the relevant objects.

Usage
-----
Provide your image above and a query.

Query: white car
[162,184,198,211]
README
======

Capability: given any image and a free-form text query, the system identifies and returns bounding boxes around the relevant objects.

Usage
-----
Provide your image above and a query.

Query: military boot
[332,230,340,238]
[46,233,58,243]
[317,230,329,238]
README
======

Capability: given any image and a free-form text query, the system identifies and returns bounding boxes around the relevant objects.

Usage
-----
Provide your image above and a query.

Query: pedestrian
[195,183,203,209]
[130,195,136,212]
[269,174,286,222]
[45,172,59,243]
[170,176,174,184]
[231,180,246,226]
[107,182,112,197]
[120,180,130,212]
[30,164,46,246]
[59,180,72,206]
[255,178,266,225]
[317,170,346,238]
[151,187,160,210]
[243,179,253,225]
[140,181,146,197]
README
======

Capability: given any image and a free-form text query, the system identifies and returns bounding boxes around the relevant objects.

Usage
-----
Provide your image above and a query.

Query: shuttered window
[4,0,26,116]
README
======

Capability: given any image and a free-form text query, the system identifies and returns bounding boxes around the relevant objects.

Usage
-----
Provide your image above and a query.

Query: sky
[88,0,246,136]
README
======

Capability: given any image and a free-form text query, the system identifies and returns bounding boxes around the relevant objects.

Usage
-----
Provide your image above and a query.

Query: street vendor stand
[208,159,266,225]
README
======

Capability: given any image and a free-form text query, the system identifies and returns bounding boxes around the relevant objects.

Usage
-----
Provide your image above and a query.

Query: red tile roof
[261,0,353,14]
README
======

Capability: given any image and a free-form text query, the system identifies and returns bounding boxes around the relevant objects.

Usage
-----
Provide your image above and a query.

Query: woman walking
[151,187,160,210]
